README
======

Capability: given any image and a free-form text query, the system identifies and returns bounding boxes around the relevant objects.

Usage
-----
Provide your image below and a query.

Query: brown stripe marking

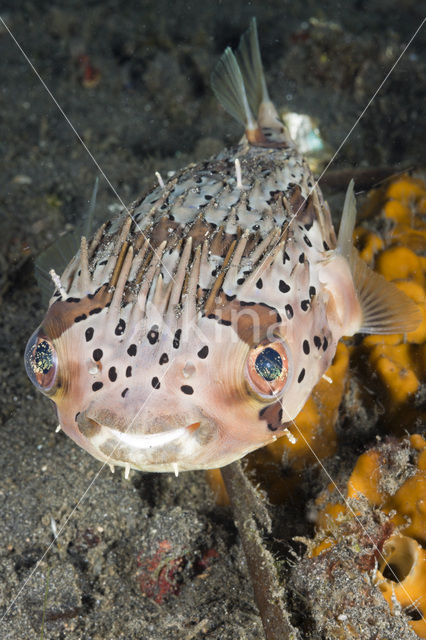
[208,292,282,346]
[43,284,112,339]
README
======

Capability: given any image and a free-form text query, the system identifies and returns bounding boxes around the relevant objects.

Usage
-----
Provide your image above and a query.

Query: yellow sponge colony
[359,176,426,418]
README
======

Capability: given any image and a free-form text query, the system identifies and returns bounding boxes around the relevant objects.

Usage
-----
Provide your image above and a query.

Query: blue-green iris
[254,347,283,381]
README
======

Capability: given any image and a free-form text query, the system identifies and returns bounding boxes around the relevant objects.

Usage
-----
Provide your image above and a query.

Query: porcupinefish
[24,20,421,474]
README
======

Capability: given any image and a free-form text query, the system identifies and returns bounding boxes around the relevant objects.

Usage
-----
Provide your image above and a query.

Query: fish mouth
[100,421,201,451]
[76,410,201,452]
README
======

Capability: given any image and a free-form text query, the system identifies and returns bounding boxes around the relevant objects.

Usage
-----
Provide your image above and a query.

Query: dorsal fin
[211,19,289,147]
[338,180,422,335]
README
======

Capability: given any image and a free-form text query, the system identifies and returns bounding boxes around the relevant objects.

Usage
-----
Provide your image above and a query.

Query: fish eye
[24,328,58,394]
[245,340,289,398]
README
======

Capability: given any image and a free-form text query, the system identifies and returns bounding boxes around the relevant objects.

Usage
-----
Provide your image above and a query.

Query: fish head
[24,269,338,473]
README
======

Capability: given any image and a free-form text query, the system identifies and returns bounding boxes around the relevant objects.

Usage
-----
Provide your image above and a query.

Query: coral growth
[313,435,426,637]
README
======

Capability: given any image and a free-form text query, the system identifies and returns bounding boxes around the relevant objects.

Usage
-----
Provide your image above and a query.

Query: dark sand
[0,1,424,638]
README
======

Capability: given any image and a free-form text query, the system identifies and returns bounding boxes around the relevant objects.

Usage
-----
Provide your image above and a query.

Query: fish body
[25,20,420,473]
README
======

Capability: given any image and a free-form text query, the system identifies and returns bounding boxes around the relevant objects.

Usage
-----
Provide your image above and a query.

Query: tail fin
[235,17,269,118]
[211,18,289,147]
[211,44,258,135]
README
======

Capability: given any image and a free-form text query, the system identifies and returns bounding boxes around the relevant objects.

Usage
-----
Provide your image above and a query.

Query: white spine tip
[124,463,130,480]
[172,462,179,478]
[155,171,165,189]
[235,158,243,190]
[55,424,61,433]
[109,464,115,474]
[49,268,67,298]
[283,428,297,445]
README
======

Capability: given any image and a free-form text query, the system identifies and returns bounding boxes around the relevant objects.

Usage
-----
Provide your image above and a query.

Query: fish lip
[97,420,201,451]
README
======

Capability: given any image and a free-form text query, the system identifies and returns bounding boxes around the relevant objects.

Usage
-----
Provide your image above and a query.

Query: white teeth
[172,462,179,477]
[108,425,189,450]
[124,463,130,480]
[109,464,115,473]
[55,424,61,432]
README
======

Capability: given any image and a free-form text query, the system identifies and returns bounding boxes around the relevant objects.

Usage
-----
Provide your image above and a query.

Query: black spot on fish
[323,336,329,351]
[313,336,321,349]
[283,251,290,264]
[85,327,94,342]
[197,346,209,359]
[89,307,102,315]
[309,286,316,298]
[279,280,290,293]
[237,277,245,285]
[108,367,117,382]
[126,366,132,377]
[301,300,310,311]
[181,385,194,395]
[299,253,305,264]
[323,241,330,251]
[256,278,263,289]
[159,353,169,365]
[92,381,103,392]
[219,319,232,326]
[304,222,313,231]
[127,344,137,356]
[285,304,293,319]
[173,329,182,349]
[74,314,87,323]
[121,388,129,398]
[147,327,159,345]
[151,377,160,389]
[303,340,310,355]
[66,297,80,303]
[93,349,103,361]
[297,369,305,383]
[115,319,126,336]
[303,235,312,248]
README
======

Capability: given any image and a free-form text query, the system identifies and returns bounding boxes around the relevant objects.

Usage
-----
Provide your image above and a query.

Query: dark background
[0,1,424,638]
